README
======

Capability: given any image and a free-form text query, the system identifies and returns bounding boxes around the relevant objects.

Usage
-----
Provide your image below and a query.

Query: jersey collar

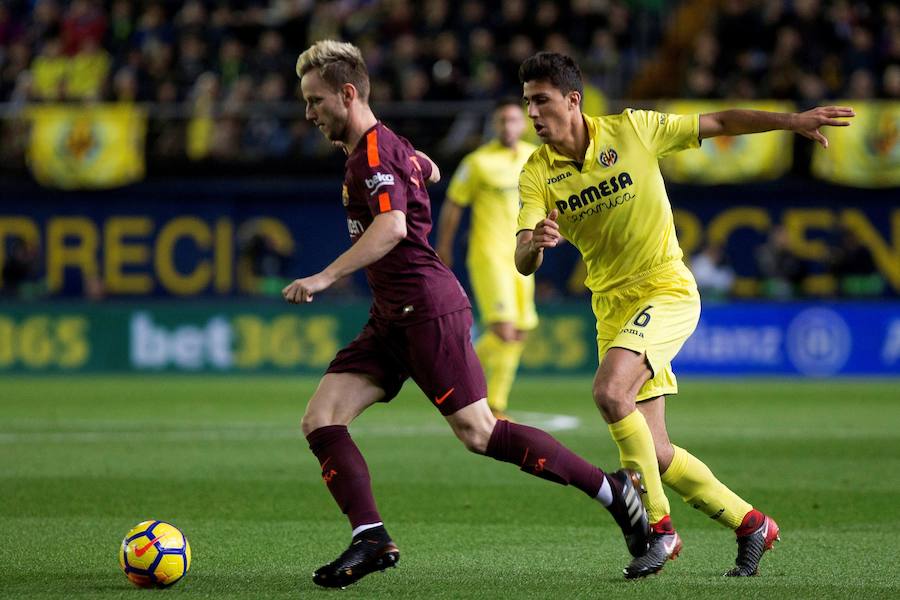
[545,113,596,171]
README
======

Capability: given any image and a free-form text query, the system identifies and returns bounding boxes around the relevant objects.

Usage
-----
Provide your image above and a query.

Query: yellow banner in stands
[659,100,794,184]
[811,101,900,188]
[27,104,146,189]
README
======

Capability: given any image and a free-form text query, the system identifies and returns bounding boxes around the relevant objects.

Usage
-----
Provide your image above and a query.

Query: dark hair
[494,96,523,111]
[518,52,583,98]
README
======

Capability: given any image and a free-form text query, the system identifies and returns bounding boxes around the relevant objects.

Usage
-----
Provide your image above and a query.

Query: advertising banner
[811,101,900,188]
[659,100,794,183]
[26,104,147,190]
[1,179,898,298]
[0,301,896,377]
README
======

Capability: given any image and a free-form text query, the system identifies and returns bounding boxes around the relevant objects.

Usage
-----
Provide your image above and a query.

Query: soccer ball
[119,520,191,588]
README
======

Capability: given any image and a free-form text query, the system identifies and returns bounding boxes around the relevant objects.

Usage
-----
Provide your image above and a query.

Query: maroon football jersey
[342,122,470,323]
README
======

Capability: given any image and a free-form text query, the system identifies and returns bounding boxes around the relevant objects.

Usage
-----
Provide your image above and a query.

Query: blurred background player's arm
[699,106,854,148]
[435,198,465,268]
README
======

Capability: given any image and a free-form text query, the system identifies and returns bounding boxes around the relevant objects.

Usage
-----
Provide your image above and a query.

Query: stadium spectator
[830,226,885,297]
[0,2,24,46]
[755,225,808,299]
[690,243,735,300]
[0,40,31,100]
[29,36,66,100]
[1,238,42,299]
[61,0,106,56]
[238,229,290,296]
[243,73,292,158]
[66,37,110,100]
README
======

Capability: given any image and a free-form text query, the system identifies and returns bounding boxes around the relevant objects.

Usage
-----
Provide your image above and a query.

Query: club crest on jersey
[341,183,349,206]
[598,147,618,168]
[365,172,395,195]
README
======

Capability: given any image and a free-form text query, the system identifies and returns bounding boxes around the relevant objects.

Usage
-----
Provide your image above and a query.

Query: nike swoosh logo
[134,533,167,557]
[434,387,455,405]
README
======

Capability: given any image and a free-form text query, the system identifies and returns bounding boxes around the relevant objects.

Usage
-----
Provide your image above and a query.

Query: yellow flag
[811,101,900,188]
[659,100,795,183]
[27,104,147,189]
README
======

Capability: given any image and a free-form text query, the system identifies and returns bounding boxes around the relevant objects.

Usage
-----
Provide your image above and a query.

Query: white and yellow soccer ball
[119,520,191,588]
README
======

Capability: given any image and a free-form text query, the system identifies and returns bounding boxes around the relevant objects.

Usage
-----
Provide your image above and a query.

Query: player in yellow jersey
[436,99,539,419]
[514,52,854,579]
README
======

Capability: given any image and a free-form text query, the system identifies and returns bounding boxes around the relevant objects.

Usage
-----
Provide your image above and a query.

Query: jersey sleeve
[410,151,433,183]
[360,134,409,216]
[517,161,547,233]
[626,109,700,158]
[446,154,476,207]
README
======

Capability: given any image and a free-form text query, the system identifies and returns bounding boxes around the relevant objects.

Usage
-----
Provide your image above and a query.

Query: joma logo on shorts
[621,327,644,338]
[546,171,572,185]
[555,171,634,214]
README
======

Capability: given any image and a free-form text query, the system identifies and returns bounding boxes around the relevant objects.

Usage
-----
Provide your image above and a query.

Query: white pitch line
[0,412,582,444]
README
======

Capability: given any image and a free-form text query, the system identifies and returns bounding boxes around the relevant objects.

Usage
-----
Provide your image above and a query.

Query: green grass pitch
[1,376,898,599]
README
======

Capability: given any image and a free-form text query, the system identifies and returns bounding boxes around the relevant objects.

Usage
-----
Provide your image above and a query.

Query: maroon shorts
[325,308,487,416]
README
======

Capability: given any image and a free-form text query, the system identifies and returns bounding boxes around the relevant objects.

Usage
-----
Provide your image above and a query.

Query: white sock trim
[351,522,383,538]
[595,476,613,507]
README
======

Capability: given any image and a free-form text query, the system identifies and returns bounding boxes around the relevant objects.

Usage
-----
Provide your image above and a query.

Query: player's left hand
[282,272,335,304]
[791,106,855,148]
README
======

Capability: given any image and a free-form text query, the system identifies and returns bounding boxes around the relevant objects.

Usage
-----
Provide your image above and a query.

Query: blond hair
[296,40,370,102]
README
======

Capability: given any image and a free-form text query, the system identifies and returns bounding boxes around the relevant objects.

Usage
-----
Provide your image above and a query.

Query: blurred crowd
[0,1,897,165]
[0,1,896,107]
[0,0,667,164]
[0,0,657,106]
[681,0,900,101]
[689,226,885,301]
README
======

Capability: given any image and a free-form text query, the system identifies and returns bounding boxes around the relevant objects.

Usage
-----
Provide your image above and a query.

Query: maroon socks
[485,419,605,498]
[306,425,381,528]
[307,420,609,530]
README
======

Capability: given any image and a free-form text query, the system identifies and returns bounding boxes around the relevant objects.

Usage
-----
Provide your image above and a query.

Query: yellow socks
[475,330,524,414]
[608,410,670,523]
[660,445,752,530]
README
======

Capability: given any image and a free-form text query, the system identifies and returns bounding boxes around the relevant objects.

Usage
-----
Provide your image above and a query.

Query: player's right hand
[531,209,561,251]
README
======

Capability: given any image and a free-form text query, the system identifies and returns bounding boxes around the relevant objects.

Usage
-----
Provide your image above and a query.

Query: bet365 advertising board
[0,301,897,377]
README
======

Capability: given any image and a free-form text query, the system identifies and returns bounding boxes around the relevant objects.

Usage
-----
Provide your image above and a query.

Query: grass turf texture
[1,376,898,599]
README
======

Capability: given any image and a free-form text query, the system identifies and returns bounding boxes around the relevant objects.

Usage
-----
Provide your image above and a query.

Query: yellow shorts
[468,259,539,331]
[592,260,700,401]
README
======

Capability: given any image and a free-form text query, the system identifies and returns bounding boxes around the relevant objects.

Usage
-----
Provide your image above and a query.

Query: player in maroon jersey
[284,40,649,589]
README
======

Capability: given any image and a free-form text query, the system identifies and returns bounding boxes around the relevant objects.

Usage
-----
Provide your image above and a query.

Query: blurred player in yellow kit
[436,99,539,418]
[514,51,855,579]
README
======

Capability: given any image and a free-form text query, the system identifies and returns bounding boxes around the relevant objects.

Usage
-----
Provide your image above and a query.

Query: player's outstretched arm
[515,209,560,275]
[415,150,440,184]
[282,210,407,303]
[435,199,465,267]
[699,106,855,148]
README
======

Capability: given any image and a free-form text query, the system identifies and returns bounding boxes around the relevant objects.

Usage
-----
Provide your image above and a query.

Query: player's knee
[452,420,492,454]
[490,322,517,343]
[592,381,634,422]
[301,407,335,437]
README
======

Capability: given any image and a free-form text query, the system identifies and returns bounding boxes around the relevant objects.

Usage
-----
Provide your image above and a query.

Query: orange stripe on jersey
[366,130,380,167]
[378,192,391,212]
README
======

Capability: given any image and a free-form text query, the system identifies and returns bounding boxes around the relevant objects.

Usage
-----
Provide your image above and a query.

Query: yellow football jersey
[518,109,700,293]
[447,139,538,268]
